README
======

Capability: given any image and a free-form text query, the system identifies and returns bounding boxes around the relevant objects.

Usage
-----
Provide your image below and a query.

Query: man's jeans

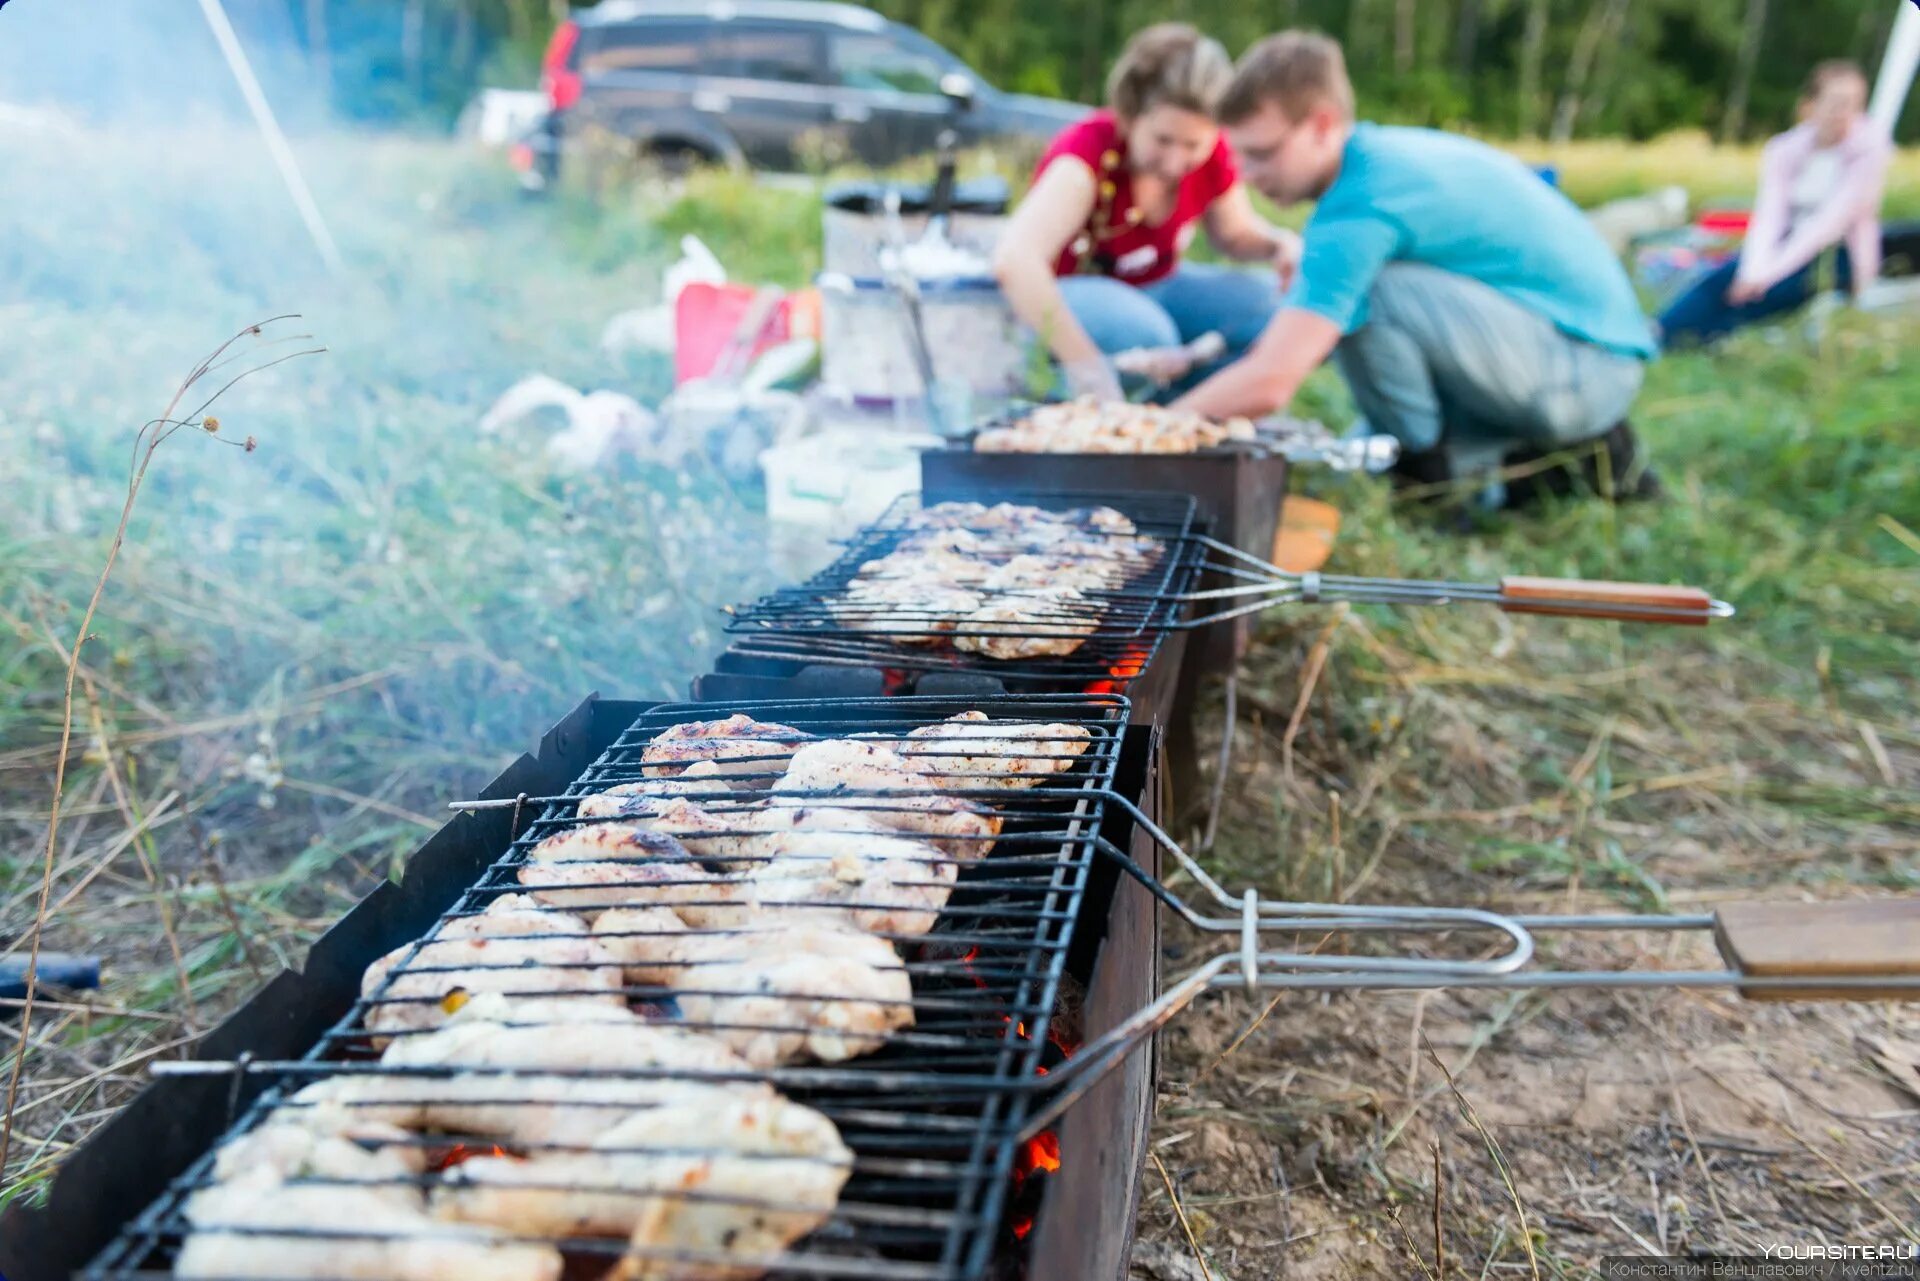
[1336,263,1646,487]
[1061,264,1281,364]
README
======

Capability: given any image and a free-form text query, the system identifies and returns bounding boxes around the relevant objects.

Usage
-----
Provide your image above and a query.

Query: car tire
[644,140,716,177]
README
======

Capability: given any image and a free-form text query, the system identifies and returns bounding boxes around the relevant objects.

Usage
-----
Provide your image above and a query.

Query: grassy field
[1,121,1916,1272]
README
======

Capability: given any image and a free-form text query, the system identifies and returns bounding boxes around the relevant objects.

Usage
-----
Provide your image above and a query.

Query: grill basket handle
[1498,575,1720,625]
[1715,899,1920,1001]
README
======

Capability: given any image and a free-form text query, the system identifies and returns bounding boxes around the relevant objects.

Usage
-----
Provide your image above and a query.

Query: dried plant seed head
[202,416,220,433]
[244,436,258,452]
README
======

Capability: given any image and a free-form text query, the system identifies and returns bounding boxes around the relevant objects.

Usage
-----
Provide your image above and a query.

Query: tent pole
[196,0,345,275]
[1869,0,1920,137]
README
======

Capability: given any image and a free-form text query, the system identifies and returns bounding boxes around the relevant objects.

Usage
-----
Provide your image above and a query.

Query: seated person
[1660,60,1892,349]
[1173,32,1659,505]
[992,23,1299,401]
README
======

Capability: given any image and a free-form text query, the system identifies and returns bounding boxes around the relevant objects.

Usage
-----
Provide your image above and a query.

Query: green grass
[1,120,1916,1216]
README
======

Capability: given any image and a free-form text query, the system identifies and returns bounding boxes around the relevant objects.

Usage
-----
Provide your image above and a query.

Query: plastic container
[674,284,822,386]
[760,426,934,537]
[818,274,1029,404]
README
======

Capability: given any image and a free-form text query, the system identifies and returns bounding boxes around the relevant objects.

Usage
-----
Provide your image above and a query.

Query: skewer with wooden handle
[1178,541,1737,628]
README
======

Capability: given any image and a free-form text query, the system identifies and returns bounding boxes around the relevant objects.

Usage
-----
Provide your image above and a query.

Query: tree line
[290,0,1915,142]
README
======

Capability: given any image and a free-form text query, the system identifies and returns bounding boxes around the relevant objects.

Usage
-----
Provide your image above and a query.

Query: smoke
[0,2,770,851]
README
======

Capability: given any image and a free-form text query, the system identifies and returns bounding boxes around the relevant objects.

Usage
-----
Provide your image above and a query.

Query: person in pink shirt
[1659,60,1893,348]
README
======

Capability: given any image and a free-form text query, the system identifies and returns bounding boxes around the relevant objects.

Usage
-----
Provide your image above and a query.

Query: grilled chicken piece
[655,805,955,935]
[528,820,709,868]
[358,906,624,1040]
[674,930,913,1067]
[640,798,794,872]
[516,859,747,922]
[904,500,1140,537]
[894,711,1092,789]
[180,1177,563,1281]
[433,1088,851,1258]
[518,823,739,919]
[978,553,1125,594]
[181,1119,561,1281]
[951,596,1099,660]
[292,1072,755,1151]
[385,994,752,1081]
[644,799,924,873]
[830,578,983,643]
[579,762,733,819]
[604,921,913,1066]
[295,998,758,1149]
[641,716,809,783]
[734,845,957,938]
[591,904,692,985]
[771,740,1000,859]
[208,1114,425,1184]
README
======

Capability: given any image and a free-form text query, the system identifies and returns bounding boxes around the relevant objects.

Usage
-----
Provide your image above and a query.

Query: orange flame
[1009,1128,1063,1242]
[432,1142,510,1173]
[1084,641,1152,694]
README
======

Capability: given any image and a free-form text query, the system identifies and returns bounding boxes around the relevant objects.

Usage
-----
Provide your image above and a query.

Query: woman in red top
[992,24,1301,401]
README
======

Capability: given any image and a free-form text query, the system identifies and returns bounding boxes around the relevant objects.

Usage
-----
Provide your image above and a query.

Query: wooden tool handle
[1715,900,1920,1001]
[1499,576,1714,625]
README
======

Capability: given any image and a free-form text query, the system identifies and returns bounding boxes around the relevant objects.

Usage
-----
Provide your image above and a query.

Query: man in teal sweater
[1174,32,1659,506]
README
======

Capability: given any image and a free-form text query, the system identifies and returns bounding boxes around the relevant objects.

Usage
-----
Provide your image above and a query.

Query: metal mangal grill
[718,492,1205,692]
[79,694,1134,1281]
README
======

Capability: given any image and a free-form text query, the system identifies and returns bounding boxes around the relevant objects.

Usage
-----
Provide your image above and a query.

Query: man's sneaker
[1584,420,1664,502]
[1504,422,1662,508]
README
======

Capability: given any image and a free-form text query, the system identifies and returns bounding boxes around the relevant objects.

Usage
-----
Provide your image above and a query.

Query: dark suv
[518,0,1083,184]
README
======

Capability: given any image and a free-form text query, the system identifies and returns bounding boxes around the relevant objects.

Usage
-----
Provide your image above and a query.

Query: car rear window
[578,21,707,75]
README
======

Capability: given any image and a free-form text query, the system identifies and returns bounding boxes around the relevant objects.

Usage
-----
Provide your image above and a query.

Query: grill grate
[722,492,1205,684]
[83,694,1132,1281]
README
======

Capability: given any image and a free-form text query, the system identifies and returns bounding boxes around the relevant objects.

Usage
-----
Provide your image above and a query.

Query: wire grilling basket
[103,695,1135,1281]
[723,492,1734,683]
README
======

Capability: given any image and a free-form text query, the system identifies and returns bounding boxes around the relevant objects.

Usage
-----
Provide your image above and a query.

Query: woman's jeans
[1059,264,1281,374]
[1656,249,1853,349]
[1335,263,1646,488]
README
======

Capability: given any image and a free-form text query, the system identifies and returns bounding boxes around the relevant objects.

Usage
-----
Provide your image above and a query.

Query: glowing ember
[1008,1129,1062,1243]
[1022,1130,1061,1175]
[1110,644,1151,679]
[950,935,1081,1257]
[431,1142,510,1173]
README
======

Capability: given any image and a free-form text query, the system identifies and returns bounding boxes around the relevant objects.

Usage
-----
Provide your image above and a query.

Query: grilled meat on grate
[141,704,1116,1281]
[974,397,1256,454]
[827,503,1161,661]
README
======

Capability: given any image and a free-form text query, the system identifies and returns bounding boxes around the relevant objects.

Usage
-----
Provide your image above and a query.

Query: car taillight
[541,19,583,111]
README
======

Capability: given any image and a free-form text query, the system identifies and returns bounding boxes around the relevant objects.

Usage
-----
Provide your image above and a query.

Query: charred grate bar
[721,491,1205,684]
[81,694,1132,1281]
